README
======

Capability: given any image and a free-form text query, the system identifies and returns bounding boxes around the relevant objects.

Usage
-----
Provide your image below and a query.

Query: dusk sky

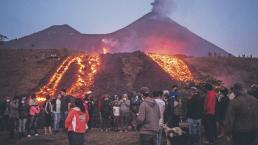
[1,0,258,56]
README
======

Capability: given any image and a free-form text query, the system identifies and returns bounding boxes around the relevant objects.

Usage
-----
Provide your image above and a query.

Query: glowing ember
[36,54,100,102]
[103,47,108,54]
[148,53,193,82]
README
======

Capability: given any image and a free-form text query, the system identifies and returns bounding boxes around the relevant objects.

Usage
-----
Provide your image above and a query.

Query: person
[52,94,62,133]
[225,83,258,145]
[60,89,71,129]
[130,93,143,131]
[9,96,19,138]
[1,97,11,131]
[18,96,29,137]
[27,95,40,137]
[119,94,131,132]
[84,91,94,129]
[65,98,89,145]
[248,84,258,99]
[228,87,236,101]
[137,87,160,145]
[112,102,120,132]
[186,87,204,145]
[153,91,165,145]
[215,87,229,138]
[203,83,217,144]
[169,85,181,127]
[100,95,112,132]
[43,95,53,135]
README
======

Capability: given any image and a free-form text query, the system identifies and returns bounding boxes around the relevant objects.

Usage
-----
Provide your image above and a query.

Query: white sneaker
[27,134,31,138]
[35,133,39,136]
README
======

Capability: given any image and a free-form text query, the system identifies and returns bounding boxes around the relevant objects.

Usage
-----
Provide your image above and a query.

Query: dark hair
[61,89,66,93]
[153,91,162,98]
[205,83,213,91]
[75,98,85,113]
[31,94,36,99]
[46,95,51,100]
[172,85,178,89]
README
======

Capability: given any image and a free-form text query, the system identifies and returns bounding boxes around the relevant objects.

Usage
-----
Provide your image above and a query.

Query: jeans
[187,118,202,145]
[53,112,61,131]
[140,134,156,145]
[28,116,38,135]
[203,115,217,143]
[9,117,19,137]
[120,112,130,130]
[18,118,27,133]
[156,128,163,145]
[68,132,84,145]
[60,111,68,128]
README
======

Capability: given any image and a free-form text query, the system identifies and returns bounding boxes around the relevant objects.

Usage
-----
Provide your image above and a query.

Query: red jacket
[29,105,40,116]
[204,90,217,115]
[65,107,89,133]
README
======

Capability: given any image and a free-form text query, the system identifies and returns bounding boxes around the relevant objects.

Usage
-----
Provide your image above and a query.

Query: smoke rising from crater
[151,0,176,15]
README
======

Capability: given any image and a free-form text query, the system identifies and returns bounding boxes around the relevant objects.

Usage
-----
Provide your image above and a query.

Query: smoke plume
[151,0,175,15]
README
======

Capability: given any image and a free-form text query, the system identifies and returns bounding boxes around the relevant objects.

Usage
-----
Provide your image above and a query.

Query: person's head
[232,83,244,96]
[57,94,62,99]
[75,98,85,113]
[31,94,36,100]
[13,96,19,102]
[122,94,128,100]
[6,96,11,103]
[205,83,213,91]
[46,95,51,101]
[61,89,67,96]
[172,85,178,92]
[140,87,150,98]
[153,91,162,98]
[190,87,199,95]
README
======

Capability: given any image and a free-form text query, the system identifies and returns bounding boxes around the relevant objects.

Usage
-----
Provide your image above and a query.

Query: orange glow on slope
[103,47,108,54]
[36,54,100,102]
[148,53,193,82]
[68,55,100,97]
[36,56,78,102]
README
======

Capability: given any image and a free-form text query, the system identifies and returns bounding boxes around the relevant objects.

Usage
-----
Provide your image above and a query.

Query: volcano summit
[1,12,229,57]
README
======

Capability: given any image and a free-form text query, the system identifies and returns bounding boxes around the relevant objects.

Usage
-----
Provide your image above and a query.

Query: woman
[43,95,53,135]
[65,99,89,145]
[27,95,40,137]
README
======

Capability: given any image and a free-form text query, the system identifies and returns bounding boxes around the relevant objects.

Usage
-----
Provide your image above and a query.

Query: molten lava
[103,47,108,54]
[36,54,100,102]
[148,53,193,82]
[68,55,100,97]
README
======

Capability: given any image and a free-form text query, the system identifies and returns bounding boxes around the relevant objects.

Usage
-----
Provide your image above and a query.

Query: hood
[72,107,81,111]
[144,97,157,107]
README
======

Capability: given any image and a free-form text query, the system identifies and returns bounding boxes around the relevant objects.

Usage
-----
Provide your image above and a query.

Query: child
[27,95,40,137]
[112,102,120,131]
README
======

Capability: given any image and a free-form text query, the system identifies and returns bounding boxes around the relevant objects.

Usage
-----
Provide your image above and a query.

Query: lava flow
[68,55,100,97]
[36,54,100,102]
[148,53,193,82]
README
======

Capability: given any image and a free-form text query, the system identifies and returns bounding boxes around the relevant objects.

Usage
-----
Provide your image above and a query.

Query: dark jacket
[215,95,229,121]
[225,94,258,135]
[19,104,29,119]
[187,94,204,119]
[137,97,160,135]
[9,100,19,118]
[61,96,71,113]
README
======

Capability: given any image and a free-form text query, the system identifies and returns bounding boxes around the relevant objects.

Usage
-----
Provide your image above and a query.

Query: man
[60,89,71,129]
[52,94,62,133]
[154,91,165,145]
[84,91,94,129]
[137,87,160,145]
[187,87,204,145]
[203,83,217,144]
[9,96,19,138]
[225,83,258,145]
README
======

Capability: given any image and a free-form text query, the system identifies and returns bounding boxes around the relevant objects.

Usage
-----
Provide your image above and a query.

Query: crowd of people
[0,83,258,145]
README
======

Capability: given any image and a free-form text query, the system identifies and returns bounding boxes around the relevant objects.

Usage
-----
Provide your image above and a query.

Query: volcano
[1,12,229,57]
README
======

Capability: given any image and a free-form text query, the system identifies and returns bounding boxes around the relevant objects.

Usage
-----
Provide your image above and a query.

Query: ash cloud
[151,0,176,15]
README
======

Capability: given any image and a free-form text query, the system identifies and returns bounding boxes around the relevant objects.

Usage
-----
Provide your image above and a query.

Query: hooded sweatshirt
[137,97,160,135]
[65,107,89,133]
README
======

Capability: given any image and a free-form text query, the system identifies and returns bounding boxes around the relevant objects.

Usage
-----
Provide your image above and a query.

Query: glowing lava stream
[147,53,193,82]
[68,55,100,97]
[36,54,100,102]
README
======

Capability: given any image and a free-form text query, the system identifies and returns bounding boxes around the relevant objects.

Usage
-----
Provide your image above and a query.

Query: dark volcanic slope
[92,51,177,96]
[1,12,229,57]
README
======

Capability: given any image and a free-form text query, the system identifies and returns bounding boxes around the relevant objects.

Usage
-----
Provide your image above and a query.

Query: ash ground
[0,129,232,145]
